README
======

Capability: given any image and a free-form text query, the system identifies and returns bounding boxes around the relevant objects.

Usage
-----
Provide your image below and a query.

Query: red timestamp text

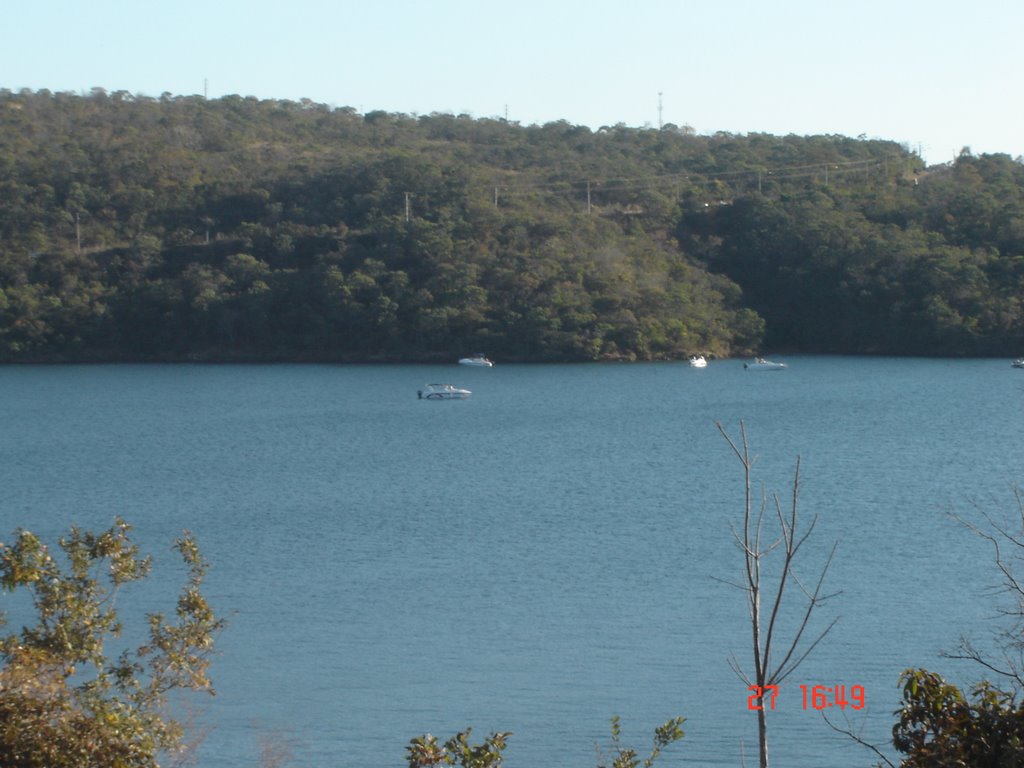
[747,684,865,711]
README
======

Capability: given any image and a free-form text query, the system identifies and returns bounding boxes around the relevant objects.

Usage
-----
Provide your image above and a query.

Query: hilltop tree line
[0,88,1022,362]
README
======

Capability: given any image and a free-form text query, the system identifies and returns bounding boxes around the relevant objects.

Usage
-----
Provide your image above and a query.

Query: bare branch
[941,635,1024,691]
[709,574,752,592]
[774,616,840,686]
[716,421,839,768]
[727,652,752,686]
[770,543,840,684]
[822,712,897,768]
[946,488,1024,688]
[716,421,755,468]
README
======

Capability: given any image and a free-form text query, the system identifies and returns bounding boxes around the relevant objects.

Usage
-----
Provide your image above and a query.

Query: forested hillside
[1,88,1022,362]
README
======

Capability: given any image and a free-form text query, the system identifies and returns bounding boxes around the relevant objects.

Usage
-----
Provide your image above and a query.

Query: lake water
[1,358,1022,767]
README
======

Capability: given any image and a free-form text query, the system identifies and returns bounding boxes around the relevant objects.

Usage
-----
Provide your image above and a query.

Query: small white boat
[418,383,472,400]
[744,357,787,371]
[1013,358,1024,368]
[458,354,494,367]
[689,355,708,368]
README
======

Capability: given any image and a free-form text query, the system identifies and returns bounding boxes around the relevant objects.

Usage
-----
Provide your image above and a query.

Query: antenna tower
[658,92,663,129]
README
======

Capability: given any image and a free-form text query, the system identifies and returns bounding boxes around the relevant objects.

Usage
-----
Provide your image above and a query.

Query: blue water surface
[1,357,1022,767]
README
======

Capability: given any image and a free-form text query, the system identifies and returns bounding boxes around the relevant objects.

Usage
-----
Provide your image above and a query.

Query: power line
[407,156,903,219]
[490,158,891,199]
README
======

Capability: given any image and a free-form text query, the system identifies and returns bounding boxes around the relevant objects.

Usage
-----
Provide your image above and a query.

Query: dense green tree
[892,668,1024,767]
[0,519,225,768]
[2,88,1023,361]
[407,730,513,768]
[405,716,685,768]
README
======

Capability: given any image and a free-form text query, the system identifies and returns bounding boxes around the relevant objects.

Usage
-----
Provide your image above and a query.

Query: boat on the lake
[1013,358,1024,368]
[689,355,708,368]
[418,383,472,400]
[458,354,494,367]
[744,357,787,371]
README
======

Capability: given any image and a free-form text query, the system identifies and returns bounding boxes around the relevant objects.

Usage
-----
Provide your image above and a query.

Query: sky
[3,0,1022,166]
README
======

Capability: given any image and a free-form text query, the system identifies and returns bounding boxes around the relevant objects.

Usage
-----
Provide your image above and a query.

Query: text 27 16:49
[747,685,865,711]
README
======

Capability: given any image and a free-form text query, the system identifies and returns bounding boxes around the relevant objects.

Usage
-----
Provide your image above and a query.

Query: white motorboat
[1013,358,1024,369]
[418,383,472,400]
[458,354,494,367]
[744,357,787,371]
[689,355,708,368]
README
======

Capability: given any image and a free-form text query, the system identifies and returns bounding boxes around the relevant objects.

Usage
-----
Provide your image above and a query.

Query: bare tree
[821,709,897,768]
[824,489,1024,768]
[941,489,1024,685]
[258,728,298,768]
[716,421,839,768]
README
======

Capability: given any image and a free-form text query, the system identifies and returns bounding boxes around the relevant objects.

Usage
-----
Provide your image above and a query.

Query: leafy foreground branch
[893,667,1024,767]
[407,717,685,768]
[0,518,226,768]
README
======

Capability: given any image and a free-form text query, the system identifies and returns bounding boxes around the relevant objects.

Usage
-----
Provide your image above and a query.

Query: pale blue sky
[3,0,1021,164]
